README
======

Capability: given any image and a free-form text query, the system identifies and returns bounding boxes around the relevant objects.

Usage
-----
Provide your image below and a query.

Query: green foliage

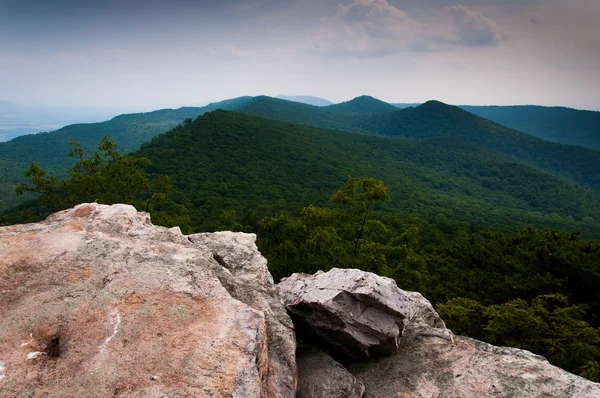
[355,101,600,193]
[437,294,600,380]
[16,136,151,208]
[258,178,425,288]
[132,110,600,238]
[330,176,390,256]
[421,227,600,323]
[0,107,210,211]
[258,177,600,381]
[11,136,191,232]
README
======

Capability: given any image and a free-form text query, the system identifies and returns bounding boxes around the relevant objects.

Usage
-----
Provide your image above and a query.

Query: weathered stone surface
[188,232,297,397]
[0,203,296,397]
[296,349,364,398]
[278,268,449,358]
[347,321,600,397]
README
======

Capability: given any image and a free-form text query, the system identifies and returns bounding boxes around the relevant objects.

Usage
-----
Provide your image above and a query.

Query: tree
[331,176,390,256]
[17,136,151,207]
[14,136,192,232]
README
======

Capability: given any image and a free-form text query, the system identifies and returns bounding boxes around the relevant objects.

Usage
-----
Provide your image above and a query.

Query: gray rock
[348,315,600,398]
[0,203,296,397]
[278,268,449,358]
[297,349,364,398]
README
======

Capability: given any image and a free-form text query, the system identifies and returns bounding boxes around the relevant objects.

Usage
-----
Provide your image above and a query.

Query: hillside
[355,101,600,193]
[134,110,600,237]
[461,105,600,150]
[226,97,600,194]
[0,97,265,211]
[0,107,210,211]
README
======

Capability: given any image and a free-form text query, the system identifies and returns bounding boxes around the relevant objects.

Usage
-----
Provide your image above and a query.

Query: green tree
[14,136,191,231]
[17,136,151,207]
[331,176,390,256]
[437,294,600,381]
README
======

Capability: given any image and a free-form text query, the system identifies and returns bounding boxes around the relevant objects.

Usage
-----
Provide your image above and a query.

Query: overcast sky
[1,0,599,111]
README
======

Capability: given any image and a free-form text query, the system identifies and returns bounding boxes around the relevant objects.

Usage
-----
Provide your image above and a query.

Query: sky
[1,0,599,111]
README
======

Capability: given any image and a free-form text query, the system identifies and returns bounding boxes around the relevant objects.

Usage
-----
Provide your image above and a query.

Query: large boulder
[281,268,600,397]
[296,349,364,398]
[0,203,296,397]
[348,321,600,398]
[278,268,449,358]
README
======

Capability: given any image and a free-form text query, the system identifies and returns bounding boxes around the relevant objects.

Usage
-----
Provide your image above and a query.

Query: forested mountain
[0,107,205,210]
[132,110,600,237]
[228,97,600,193]
[355,101,600,193]
[326,95,399,114]
[3,100,599,381]
[461,105,600,150]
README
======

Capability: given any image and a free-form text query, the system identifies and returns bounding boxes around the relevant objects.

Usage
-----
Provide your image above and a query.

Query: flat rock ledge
[0,203,295,398]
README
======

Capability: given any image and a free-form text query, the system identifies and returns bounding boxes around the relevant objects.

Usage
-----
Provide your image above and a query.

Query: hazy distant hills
[0,100,127,142]
[276,95,333,107]
[134,110,600,236]
[460,105,600,150]
[391,103,422,109]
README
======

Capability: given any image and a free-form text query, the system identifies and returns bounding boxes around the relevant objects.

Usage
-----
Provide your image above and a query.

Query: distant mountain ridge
[460,105,600,150]
[276,95,333,107]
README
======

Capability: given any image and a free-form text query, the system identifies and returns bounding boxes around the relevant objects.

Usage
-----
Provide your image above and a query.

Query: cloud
[445,4,502,46]
[313,0,429,56]
[313,0,505,56]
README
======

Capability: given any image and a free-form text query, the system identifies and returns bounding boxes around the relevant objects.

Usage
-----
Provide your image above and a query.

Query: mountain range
[1,95,599,239]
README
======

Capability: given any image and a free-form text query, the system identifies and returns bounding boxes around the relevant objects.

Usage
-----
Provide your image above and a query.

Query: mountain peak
[327,95,398,114]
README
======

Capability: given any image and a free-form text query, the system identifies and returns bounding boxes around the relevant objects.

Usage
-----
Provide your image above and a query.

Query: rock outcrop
[348,321,600,398]
[280,268,600,398]
[0,203,295,397]
[296,349,364,398]
[278,268,449,358]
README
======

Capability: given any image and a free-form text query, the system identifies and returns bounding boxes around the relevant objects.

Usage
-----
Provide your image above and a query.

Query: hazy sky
[1,0,599,110]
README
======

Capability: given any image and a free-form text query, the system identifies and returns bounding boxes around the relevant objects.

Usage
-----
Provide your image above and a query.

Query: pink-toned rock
[348,321,600,398]
[0,203,296,397]
[296,349,365,398]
